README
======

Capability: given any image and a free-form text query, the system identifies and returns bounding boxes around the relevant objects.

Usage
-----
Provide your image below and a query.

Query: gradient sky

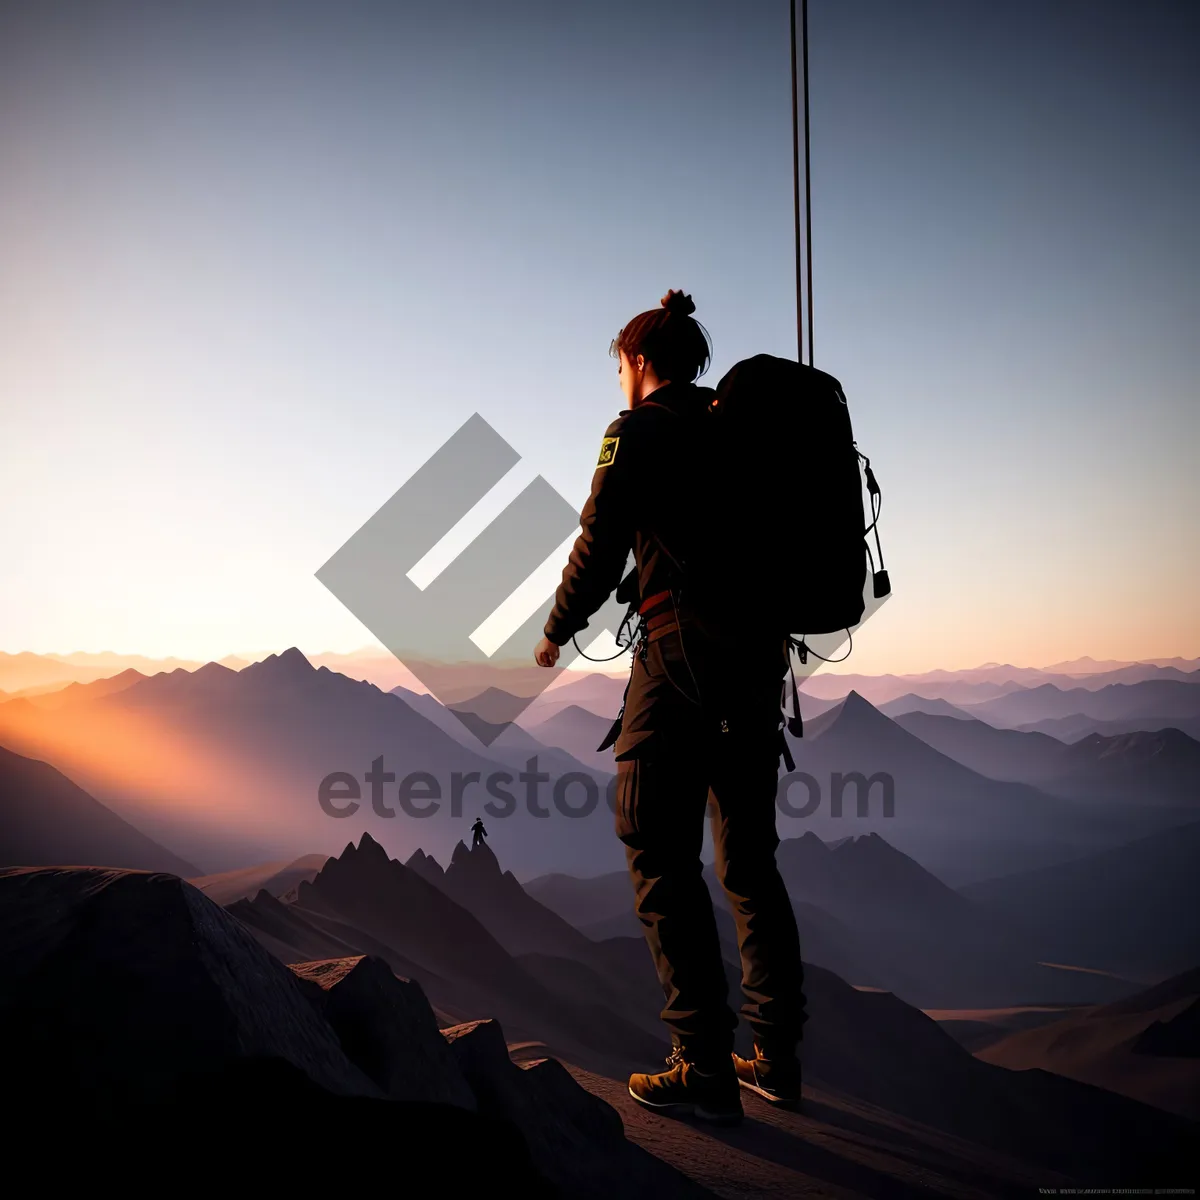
[1,0,1196,675]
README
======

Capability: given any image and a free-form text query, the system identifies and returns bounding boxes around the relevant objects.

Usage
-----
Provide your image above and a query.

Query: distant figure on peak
[534,290,807,1126]
[470,817,488,849]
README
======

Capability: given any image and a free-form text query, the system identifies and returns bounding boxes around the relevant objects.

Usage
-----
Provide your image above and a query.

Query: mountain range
[960,821,1200,980]
[232,832,669,1074]
[977,966,1200,1120]
[0,649,621,876]
[896,710,1200,805]
[775,690,1191,885]
[528,831,1148,1009]
[3,645,1196,1190]
[4,649,1197,890]
[958,675,1200,728]
[3,847,1193,1193]
[0,862,695,1195]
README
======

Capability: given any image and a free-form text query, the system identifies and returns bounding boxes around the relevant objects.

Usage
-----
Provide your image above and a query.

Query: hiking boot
[732,1047,803,1108]
[628,1046,743,1125]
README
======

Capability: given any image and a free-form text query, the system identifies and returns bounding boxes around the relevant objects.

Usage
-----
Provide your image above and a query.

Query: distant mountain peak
[826,689,893,731]
[449,838,501,878]
[406,848,446,885]
[835,831,902,862]
[191,661,236,681]
[355,830,390,863]
[242,647,314,682]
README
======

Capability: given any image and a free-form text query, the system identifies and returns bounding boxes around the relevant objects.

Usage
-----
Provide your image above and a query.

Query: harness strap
[639,589,672,615]
[596,663,635,753]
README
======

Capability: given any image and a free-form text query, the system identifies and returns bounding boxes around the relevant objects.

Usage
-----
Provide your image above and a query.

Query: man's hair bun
[661,289,697,317]
[612,289,712,381]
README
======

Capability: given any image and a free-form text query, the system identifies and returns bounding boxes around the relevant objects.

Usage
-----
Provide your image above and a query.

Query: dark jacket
[543,381,713,646]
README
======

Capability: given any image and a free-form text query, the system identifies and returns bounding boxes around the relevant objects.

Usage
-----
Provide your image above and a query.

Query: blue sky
[1,0,1196,673]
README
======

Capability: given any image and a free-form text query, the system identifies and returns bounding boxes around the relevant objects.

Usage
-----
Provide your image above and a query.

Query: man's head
[611,289,712,407]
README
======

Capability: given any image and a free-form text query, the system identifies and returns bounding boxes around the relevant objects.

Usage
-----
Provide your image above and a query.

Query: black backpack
[678,353,889,640]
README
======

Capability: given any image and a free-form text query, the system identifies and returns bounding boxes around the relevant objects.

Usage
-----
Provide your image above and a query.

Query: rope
[803,0,814,367]
[790,0,814,367]
[789,0,803,365]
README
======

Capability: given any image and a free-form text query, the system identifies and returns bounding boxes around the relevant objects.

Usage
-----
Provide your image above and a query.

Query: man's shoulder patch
[596,436,620,468]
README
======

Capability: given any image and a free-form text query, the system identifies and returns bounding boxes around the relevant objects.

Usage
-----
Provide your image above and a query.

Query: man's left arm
[542,415,638,648]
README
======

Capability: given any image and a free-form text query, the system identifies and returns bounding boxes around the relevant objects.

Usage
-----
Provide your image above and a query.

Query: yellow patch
[596,436,620,468]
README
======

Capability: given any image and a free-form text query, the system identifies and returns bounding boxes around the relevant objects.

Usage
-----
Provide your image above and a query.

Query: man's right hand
[534,636,561,668]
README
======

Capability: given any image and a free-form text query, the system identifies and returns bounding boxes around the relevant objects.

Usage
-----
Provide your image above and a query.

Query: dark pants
[613,624,807,1059]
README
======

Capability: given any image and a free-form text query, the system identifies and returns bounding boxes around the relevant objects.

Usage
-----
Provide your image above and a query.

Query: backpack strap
[784,637,805,739]
[779,728,796,772]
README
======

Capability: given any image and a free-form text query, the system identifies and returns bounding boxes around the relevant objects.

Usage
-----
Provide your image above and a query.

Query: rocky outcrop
[405,846,446,886]
[0,865,704,1195]
[292,955,475,1109]
[0,865,377,1103]
[289,832,667,1070]
[1134,995,1200,1059]
[802,960,1196,1182]
[443,1017,711,1199]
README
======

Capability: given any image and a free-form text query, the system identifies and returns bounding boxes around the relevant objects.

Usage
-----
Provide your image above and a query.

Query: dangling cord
[668,588,703,707]
[790,630,855,666]
[859,451,886,572]
[571,603,640,663]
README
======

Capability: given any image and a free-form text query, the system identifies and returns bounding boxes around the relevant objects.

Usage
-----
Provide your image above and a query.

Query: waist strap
[639,589,672,616]
[639,591,684,644]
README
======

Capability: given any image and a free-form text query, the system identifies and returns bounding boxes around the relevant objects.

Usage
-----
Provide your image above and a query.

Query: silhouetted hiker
[535,291,806,1123]
[471,817,488,848]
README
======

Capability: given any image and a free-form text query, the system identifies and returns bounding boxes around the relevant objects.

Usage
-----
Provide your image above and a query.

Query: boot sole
[737,1077,801,1109]
[627,1087,743,1126]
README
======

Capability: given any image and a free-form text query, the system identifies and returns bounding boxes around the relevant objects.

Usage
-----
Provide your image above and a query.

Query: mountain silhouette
[963,675,1200,728]
[878,693,973,719]
[896,710,1074,781]
[525,868,633,931]
[905,712,1200,808]
[518,674,629,724]
[1044,727,1200,806]
[392,685,609,782]
[961,821,1200,979]
[22,668,147,710]
[781,691,1137,884]
[978,966,1200,1119]
[7,843,1194,1189]
[527,831,1122,1008]
[189,853,329,905]
[0,650,623,877]
[0,742,197,875]
[1016,711,1200,742]
[770,831,1132,1006]
[0,864,693,1195]
[410,839,675,1044]
[523,704,618,770]
[249,832,665,1072]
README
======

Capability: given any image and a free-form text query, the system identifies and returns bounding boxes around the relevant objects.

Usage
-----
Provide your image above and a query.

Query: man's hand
[534,636,561,668]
